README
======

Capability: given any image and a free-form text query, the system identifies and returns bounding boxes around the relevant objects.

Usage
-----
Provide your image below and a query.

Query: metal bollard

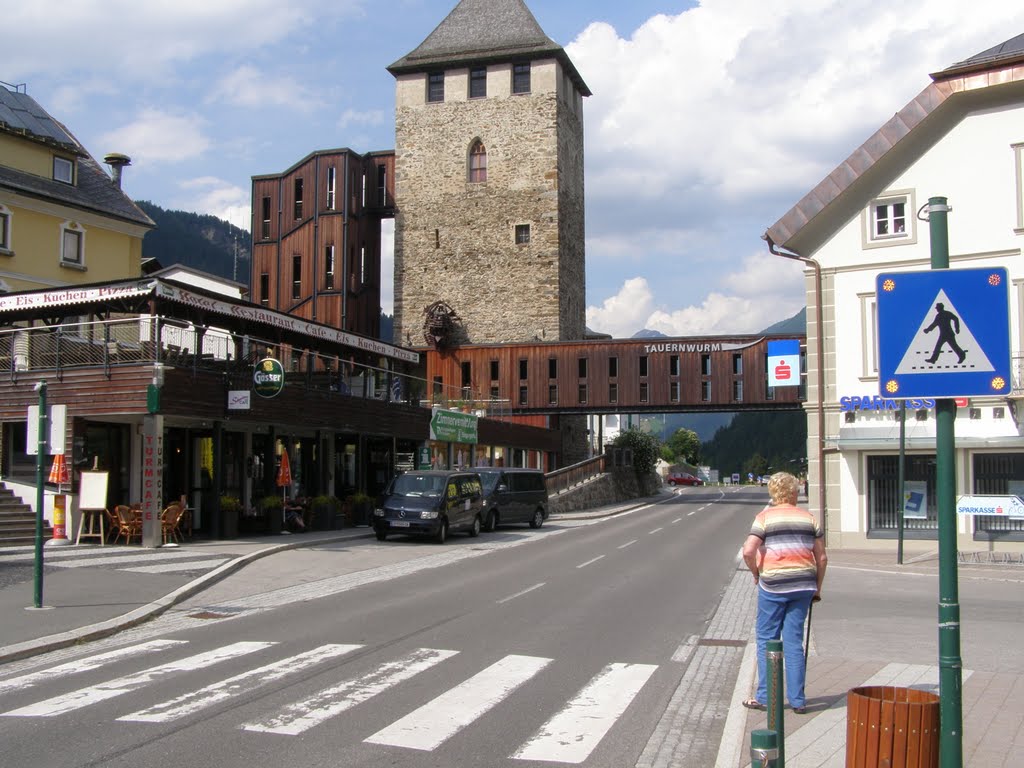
[767,639,785,767]
[750,728,779,768]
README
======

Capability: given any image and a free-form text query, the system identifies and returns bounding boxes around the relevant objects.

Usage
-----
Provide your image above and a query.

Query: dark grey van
[373,470,484,543]
[476,468,549,531]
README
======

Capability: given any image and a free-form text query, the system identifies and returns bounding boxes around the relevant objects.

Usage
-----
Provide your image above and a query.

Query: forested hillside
[137,200,251,284]
[699,410,807,479]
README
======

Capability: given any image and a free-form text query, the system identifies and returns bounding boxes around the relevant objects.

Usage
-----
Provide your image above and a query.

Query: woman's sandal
[742,698,766,711]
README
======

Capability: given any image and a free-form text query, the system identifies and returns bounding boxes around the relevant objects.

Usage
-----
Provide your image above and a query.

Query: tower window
[326,167,336,210]
[515,224,530,244]
[427,71,445,103]
[469,67,487,99]
[469,141,487,183]
[292,255,302,299]
[324,245,335,290]
[261,196,271,239]
[513,63,531,94]
[293,178,303,220]
[260,273,270,306]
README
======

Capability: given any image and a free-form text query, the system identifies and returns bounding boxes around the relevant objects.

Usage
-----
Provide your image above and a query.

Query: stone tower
[389,0,589,348]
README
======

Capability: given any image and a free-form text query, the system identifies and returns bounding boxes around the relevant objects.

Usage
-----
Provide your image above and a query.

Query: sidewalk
[725,549,1024,767]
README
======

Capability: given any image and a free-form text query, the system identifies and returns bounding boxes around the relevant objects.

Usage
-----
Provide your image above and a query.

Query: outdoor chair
[161,503,184,544]
[114,504,141,545]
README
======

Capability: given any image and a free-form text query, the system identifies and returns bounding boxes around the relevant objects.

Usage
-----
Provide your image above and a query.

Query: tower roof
[388,0,591,96]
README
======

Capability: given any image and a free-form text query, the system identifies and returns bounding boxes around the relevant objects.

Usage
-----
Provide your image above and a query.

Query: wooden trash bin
[846,685,939,768]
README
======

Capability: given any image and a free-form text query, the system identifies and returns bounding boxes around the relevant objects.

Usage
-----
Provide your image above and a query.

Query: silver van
[475,468,549,531]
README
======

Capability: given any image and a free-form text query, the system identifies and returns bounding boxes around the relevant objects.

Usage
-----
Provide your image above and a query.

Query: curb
[0,529,373,666]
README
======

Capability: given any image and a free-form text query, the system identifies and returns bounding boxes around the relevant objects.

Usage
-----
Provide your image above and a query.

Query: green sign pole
[928,196,962,768]
[33,381,47,609]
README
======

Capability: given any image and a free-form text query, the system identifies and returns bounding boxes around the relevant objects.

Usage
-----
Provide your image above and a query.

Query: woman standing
[741,471,827,714]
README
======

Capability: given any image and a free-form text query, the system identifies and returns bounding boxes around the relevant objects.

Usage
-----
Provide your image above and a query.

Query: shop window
[972,453,1024,538]
[867,455,938,533]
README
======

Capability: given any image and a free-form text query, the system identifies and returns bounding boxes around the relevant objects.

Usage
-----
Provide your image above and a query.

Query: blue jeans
[755,587,815,708]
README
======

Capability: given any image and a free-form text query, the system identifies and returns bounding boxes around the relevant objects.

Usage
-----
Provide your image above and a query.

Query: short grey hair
[767,472,800,506]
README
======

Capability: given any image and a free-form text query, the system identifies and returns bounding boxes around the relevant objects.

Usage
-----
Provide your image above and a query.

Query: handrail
[546,453,606,495]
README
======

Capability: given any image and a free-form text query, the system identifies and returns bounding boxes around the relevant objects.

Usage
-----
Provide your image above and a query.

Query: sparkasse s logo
[253,357,285,398]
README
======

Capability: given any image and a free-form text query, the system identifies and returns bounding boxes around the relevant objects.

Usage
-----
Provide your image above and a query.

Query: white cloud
[176,177,251,231]
[5,1,363,81]
[99,109,210,166]
[209,66,323,111]
[586,278,655,338]
[338,108,386,130]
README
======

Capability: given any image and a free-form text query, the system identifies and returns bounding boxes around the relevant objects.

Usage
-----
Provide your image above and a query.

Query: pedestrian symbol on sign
[894,289,994,375]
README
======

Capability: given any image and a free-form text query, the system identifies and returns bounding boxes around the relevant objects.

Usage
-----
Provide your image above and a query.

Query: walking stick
[804,594,821,665]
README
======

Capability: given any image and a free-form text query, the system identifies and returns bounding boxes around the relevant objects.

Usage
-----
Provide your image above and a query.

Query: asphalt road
[0,486,764,768]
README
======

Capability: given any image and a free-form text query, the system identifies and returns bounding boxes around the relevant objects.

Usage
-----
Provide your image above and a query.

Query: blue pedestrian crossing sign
[876,267,1011,399]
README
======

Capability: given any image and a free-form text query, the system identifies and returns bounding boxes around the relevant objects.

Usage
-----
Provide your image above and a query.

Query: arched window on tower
[469,141,487,183]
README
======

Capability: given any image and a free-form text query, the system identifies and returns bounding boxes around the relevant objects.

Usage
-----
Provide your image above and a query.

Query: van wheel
[484,510,498,532]
[375,531,387,541]
[434,519,448,544]
[529,509,544,529]
[469,515,481,537]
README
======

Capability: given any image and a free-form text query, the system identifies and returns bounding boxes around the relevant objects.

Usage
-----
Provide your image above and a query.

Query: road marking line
[512,662,658,764]
[618,539,638,549]
[46,550,220,568]
[671,635,699,664]
[241,647,457,735]
[366,654,552,751]
[576,556,605,569]
[648,527,664,534]
[687,510,697,517]
[2,641,273,717]
[671,518,682,524]
[497,583,546,604]
[119,644,361,723]
[0,639,186,696]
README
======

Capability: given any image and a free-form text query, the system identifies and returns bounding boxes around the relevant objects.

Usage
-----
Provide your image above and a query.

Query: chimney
[103,153,132,189]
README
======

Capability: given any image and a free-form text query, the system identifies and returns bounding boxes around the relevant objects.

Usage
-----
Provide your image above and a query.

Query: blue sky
[7,0,1024,338]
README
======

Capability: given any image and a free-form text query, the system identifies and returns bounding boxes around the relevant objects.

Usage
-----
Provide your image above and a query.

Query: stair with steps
[0,484,50,547]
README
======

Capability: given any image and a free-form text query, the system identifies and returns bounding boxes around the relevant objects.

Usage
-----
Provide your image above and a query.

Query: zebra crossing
[0,545,229,575]
[0,637,660,764]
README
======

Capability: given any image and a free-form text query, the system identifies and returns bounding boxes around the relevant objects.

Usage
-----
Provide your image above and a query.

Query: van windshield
[479,473,501,493]
[390,473,446,497]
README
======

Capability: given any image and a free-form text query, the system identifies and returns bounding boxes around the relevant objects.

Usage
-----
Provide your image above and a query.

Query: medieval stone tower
[389,0,590,348]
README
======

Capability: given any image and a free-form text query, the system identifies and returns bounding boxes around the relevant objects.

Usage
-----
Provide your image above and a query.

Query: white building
[764,34,1024,553]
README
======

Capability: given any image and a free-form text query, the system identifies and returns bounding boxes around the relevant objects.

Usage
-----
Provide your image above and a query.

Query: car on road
[373,470,484,543]
[666,472,703,486]
[475,467,549,531]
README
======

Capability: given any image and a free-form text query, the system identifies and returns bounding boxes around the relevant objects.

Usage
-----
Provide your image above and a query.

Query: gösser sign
[253,357,285,398]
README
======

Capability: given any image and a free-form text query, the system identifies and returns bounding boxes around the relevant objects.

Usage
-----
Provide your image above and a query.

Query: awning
[0,280,156,312]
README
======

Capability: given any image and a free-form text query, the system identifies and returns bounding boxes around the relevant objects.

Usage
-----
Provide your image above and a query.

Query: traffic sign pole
[928,196,963,768]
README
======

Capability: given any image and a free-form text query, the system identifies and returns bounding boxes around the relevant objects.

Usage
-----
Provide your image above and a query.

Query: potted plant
[346,492,373,527]
[310,494,341,530]
[259,494,284,535]
[220,495,242,538]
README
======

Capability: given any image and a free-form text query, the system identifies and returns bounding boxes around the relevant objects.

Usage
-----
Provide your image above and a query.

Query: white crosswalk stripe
[1,641,274,717]
[0,639,186,696]
[365,653,552,751]
[512,662,659,764]
[0,547,228,574]
[119,644,361,723]
[240,647,459,736]
[0,639,661,762]
[120,558,230,574]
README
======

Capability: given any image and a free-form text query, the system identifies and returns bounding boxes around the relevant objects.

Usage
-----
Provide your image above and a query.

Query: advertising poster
[902,480,928,519]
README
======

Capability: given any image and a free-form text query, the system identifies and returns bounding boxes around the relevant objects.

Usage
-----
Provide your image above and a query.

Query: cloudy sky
[7,0,1024,338]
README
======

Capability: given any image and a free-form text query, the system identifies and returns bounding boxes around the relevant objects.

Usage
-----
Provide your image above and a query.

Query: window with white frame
[60,222,84,266]
[326,166,336,210]
[0,205,11,253]
[1013,142,1024,233]
[864,190,915,247]
[860,292,878,378]
[53,156,74,184]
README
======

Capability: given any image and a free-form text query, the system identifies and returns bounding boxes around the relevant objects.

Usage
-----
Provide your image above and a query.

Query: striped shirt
[750,504,822,594]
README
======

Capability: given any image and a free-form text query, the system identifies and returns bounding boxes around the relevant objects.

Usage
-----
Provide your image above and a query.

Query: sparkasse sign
[253,358,285,398]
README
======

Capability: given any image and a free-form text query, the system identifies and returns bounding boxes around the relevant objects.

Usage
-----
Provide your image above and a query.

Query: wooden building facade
[425,335,807,416]
[251,149,395,340]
